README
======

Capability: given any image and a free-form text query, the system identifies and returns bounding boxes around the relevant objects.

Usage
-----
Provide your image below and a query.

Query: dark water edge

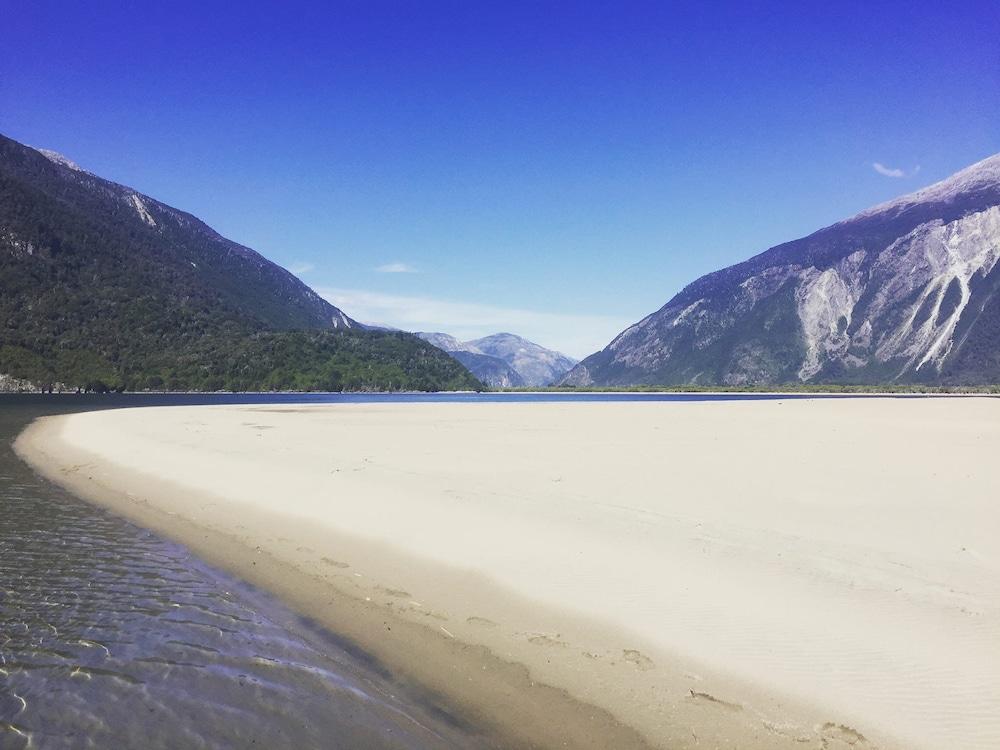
[0,398,499,750]
[0,390,952,749]
[0,388,952,412]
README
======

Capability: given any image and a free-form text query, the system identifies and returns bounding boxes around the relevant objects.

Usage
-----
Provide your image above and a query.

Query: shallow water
[0,399,491,750]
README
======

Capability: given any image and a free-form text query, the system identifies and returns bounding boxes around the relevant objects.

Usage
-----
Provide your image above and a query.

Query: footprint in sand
[819,722,868,747]
[62,463,93,475]
[376,586,410,598]
[622,649,655,671]
[420,610,449,621]
[527,633,566,647]
[466,616,498,628]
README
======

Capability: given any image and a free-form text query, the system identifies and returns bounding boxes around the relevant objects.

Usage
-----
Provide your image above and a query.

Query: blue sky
[3,2,998,357]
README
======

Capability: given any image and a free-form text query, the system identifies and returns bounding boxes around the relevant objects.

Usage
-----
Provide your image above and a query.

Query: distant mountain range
[562,153,1000,386]
[8,128,996,391]
[416,332,577,387]
[0,133,480,392]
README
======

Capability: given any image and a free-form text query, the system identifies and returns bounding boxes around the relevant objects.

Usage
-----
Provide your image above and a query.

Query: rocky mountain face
[470,333,578,386]
[416,332,577,387]
[450,351,526,388]
[415,332,470,353]
[561,153,1000,386]
[0,133,480,391]
[414,332,524,387]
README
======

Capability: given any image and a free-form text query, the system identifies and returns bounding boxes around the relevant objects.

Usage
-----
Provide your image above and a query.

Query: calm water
[0,391,923,749]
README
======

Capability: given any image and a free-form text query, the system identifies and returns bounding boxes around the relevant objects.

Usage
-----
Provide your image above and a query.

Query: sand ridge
[15,398,1000,750]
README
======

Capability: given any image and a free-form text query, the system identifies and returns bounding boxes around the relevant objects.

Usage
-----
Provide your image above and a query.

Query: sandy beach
[15,398,1000,750]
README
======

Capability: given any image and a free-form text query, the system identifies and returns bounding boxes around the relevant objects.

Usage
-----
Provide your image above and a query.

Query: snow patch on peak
[35,148,84,172]
[128,194,157,227]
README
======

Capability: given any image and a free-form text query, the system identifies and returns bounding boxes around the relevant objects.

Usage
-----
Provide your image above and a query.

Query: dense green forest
[0,331,481,393]
[0,133,480,392]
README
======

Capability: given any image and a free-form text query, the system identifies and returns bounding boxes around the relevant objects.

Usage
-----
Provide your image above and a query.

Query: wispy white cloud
[317,287,633,359]
[873,162,904,178]
[289,261,314,275]
[375,261,418,273]
[873,162,919,178]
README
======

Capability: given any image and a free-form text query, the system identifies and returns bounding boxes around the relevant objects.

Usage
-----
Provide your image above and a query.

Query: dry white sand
[16,398,1000,750]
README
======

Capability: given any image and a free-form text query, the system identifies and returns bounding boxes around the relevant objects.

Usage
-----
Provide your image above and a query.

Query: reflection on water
[0,400,485,749]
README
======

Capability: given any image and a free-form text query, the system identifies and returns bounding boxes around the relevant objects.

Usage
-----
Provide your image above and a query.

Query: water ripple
[0,405,484,749]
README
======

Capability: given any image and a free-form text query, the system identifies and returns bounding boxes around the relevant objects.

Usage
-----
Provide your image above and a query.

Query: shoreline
[13,413,802,750]
[15,400,1000,749]
[3,387,999,398]
[14,416,664,750]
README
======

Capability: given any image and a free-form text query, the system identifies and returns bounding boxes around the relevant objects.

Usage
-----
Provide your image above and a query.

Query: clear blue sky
[3,1,998,357]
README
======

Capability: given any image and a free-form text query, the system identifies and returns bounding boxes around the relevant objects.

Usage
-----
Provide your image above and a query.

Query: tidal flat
[11,395,1000,749]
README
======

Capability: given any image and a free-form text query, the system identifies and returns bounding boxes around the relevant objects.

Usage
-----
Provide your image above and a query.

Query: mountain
[561,154,1000,386]
[469,333,578,386]
[416,332,577,387]
[414,332,524,387]
[0,133,480,392]
[451,351,526,388]
[415,332,470,353]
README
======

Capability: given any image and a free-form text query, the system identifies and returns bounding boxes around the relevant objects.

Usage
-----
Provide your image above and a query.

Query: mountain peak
[417,331,577,386]
[472,332,525,346]
[851,152,1000,223]
[413,332,474,353]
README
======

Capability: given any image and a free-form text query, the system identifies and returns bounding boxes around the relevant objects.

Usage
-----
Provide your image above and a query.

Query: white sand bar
[17,398,1000,749]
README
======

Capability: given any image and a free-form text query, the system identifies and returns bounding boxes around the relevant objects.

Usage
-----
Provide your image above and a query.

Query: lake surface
[0,391,932,749]
[0,389,929,411]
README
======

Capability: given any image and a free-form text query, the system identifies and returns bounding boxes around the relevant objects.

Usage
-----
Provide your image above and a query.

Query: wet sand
[0,404,498,750]
[16,398,1000,750]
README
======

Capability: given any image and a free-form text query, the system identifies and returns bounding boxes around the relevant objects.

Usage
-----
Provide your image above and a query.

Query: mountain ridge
[562,153,1000,386]
[0,133,480,392]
